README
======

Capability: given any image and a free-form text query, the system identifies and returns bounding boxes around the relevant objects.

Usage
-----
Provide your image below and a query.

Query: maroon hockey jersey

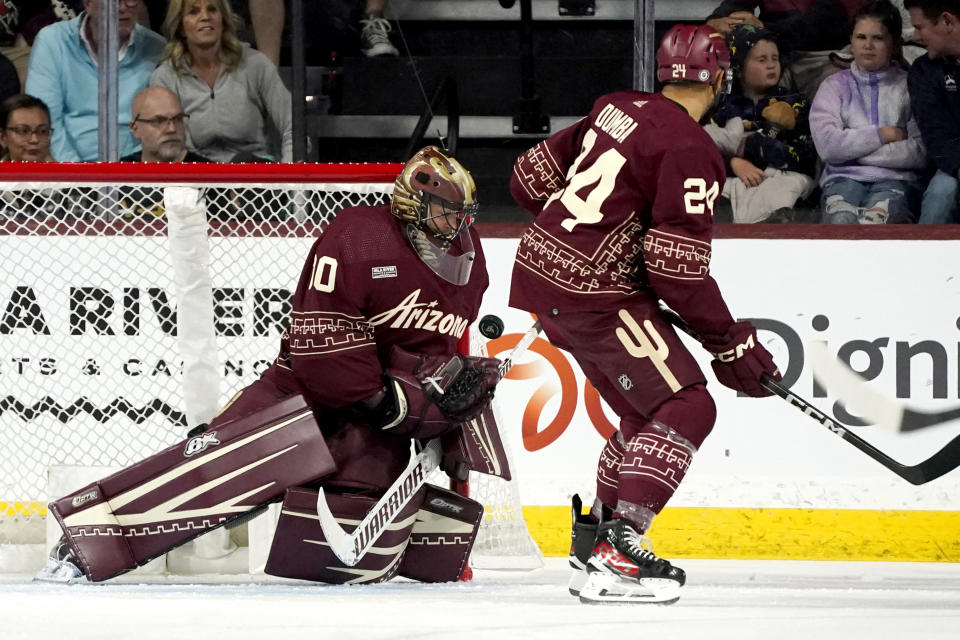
[262,204,488,409]
[509,91,736,338]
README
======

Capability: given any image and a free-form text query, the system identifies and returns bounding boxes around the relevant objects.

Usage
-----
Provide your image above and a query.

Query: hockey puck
[478,314,505,339]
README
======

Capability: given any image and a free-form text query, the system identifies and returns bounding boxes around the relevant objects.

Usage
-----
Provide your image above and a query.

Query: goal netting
[0,163,541,575]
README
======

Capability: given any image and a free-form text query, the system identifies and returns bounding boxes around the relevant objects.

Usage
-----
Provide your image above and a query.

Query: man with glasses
[123,87,209,163]
[119,86,211,219]
[24,0,164,161]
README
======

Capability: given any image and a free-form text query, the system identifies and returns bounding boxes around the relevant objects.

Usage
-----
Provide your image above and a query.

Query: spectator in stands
[905,0,960,223]
[0,1,75,90]
[706,1,870,100]
[122,86,211,162]
[24,0,165,161]
[151,0,292,162]
[0,93,54,161]
[0,51,17,102]
[705,24,818,222]
[120,86,216,219]
[811,1,926,224]
[361,0,398,57]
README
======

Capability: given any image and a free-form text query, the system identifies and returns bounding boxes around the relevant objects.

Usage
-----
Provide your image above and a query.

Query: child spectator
[150,0,292,162]
[0,93,54,161]
[705,24,818,222]
[705,1,869,100]
[811,0,926,224]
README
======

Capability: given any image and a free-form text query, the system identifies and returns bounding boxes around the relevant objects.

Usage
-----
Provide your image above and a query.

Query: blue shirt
[25,14,165,161]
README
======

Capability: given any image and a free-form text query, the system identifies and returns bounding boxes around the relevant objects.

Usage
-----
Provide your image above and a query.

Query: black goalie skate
[567,494,598,596]
[580,519,684,605]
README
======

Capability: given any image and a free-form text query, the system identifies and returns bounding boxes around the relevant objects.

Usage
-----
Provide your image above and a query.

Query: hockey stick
[807,343,960,433]
[316,319,543,566]
[658,305,960,486]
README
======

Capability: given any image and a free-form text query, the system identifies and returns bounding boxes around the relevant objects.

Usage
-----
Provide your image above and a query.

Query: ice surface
[2,559,958,640]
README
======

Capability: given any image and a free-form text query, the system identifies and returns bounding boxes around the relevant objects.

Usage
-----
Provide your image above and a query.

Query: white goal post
[0,162,541,576]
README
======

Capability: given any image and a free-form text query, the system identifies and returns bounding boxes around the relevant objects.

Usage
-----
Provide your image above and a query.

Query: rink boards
[2,233,959,562]
[480,235,960,561]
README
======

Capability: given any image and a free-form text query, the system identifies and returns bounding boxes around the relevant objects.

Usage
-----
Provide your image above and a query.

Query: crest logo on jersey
[184,432,221,457]
[945,74,957,92]
[618,374,633,390]
[632,100,648,109]
[372,265,398,279]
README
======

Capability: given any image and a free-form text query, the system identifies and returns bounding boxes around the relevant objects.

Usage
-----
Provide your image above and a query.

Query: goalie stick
[658,306,960,486]
[316,318,542,566]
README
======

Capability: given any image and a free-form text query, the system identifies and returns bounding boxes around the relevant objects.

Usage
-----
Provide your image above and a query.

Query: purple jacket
[810,62,926,186]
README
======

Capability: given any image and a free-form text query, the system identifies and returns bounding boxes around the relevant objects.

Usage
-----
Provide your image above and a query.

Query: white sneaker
[360,16,399,57]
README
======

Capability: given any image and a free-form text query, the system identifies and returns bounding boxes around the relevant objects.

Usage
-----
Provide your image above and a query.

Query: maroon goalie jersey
[261,204,488,409]
[509,90,736,337]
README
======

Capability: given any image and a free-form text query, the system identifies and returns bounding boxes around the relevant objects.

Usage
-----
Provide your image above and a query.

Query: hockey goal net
[0,163,541,575]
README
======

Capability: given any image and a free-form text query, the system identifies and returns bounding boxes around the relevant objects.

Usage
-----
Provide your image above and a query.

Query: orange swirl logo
[487,332,617,450]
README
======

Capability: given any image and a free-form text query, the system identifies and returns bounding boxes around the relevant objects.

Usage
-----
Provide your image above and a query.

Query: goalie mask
[392,146,479,286]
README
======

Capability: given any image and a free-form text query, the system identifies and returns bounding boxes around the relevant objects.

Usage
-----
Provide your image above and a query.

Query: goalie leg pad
[265,486,424,584]
[398,484,483,583]
[50,394,335,582]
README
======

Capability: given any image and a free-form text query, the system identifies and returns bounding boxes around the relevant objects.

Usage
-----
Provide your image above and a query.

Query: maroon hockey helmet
[392,145,479,245]
[657,24,731,86]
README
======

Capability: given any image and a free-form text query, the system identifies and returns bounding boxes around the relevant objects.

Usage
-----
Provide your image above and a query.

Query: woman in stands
[0,94,54,162]
[150,0,292,162]
[810,0,926,224]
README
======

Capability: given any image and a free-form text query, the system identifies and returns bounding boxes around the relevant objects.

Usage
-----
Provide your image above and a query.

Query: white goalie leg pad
[579,568,681,605]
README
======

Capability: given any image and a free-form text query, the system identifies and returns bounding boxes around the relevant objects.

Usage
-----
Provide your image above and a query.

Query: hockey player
[509,25,781,604]
[42,146,501,585]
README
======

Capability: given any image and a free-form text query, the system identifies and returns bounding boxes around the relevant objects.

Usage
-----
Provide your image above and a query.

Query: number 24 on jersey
[546,130,720,231]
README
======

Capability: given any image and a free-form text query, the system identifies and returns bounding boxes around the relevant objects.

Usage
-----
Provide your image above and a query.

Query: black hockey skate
[34,535,85,583]
[567,494,598,596]
[580,519,684,605]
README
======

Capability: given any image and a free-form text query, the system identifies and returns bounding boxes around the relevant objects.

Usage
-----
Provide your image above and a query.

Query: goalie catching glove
[366,346,501,439]
[702,321,780,397]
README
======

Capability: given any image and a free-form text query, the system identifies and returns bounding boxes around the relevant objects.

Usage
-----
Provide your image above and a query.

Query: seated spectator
[905,0,960,224]
[705,24,818,223]
[706,1,869,100]
[0,51,17,102]
[361,0,398,57]
[24,0,165,161]
[0,93,54,161]
[151,0,292,162]
[0,0,76,90]
[122,86,211,162]
[811,1,926,224]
